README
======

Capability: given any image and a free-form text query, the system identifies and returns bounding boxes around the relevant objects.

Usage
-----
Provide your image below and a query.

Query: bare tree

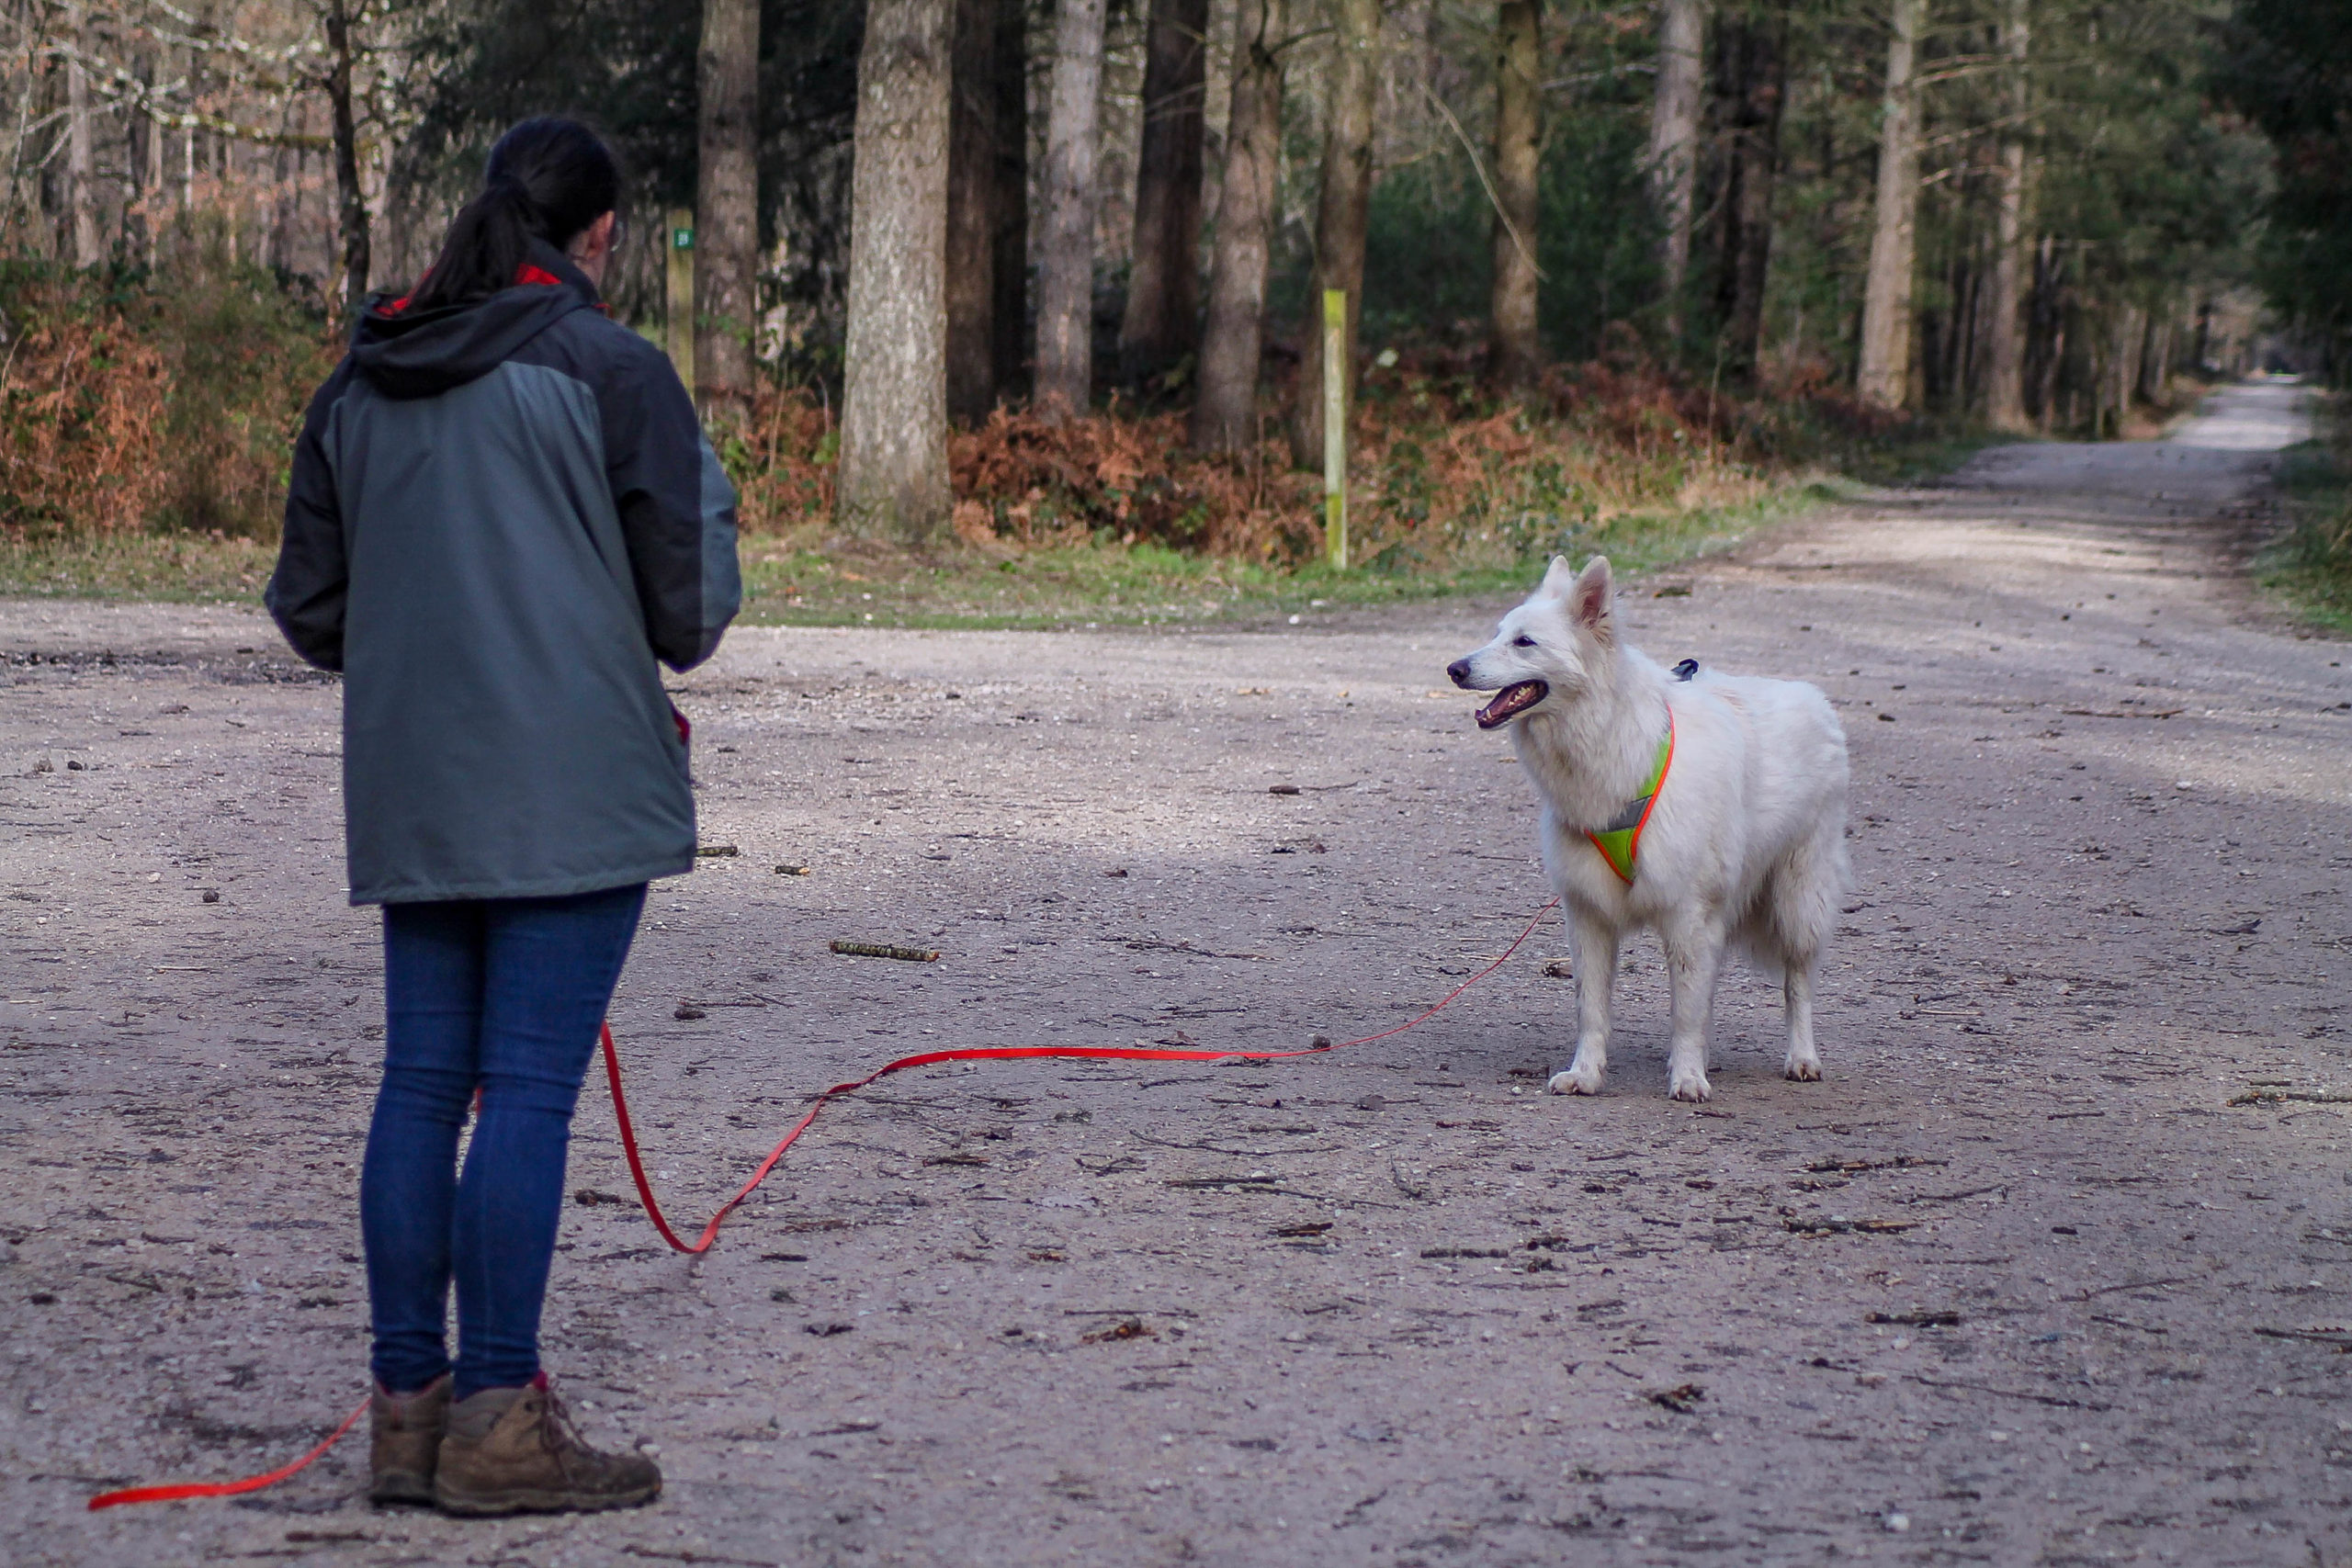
[989,0,1030,402]
[1984,0,2030,431]
[1487,0,1543,390]
[1034,0,1108,420]
[325,0,369,311]
[66,6,100,266]
[1856,0,1922,410]
[696,0,761,414]
[1117,0,1209,387]
[945,0,1000,423]
[1645,0,1706,336]
[837,0,954,542]
[1188,0,1283,453]
[140,49,163,262]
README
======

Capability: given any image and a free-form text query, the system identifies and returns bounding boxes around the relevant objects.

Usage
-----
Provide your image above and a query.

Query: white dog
[1447,556,1849,1101]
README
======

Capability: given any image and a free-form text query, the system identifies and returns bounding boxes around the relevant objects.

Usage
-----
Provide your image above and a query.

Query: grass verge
[0,474,1853,629]
[2257,422,2352,639]
[0,530,276,603]
[740,474,1849,628]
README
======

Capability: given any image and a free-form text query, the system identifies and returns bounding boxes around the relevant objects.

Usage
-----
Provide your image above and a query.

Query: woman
[267,118,740,1516]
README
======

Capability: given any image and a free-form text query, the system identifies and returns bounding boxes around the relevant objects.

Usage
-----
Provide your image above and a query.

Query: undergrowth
[0,220,334,542]
[0,253,1980,623]
[726,346,1927,581]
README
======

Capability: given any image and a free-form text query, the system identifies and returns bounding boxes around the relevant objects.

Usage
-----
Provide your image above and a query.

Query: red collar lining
[380,262,569,317]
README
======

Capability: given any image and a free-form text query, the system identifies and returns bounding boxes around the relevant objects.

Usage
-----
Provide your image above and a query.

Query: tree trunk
[1189,0,1283,453]
[2123,306,2148,409]
[2136,306,2166,405]
[1645,0,1706,337]
[2030,236,2064,430]
[1487,0,1544,390]
[1117,0,1210,387]
[1855,0,1922,411]
[2109,306,2136,434]
[1958,246,1983,400]
[1712,5,1784,384]
[325,0,370,313]
[838,0,954,542]
[945,0,1001,423]
[1034,0,1109,420]
[1287,0,1381,468]
[989,0,1030,402]
[65,10,98,268]
[696,0,761,414]
[141,54,163,264]
[268,140,293,271]
[1983,0,2030,430]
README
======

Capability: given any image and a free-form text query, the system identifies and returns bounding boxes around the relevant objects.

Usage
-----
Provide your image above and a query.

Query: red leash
[87,899,1558,1509]
[86,1398,368,1511]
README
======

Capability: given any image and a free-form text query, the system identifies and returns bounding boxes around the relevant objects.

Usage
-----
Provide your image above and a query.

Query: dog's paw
[1783,1052,1822,1082]
[1548,1066,1604,1096]
[1667,1067,1713,1102]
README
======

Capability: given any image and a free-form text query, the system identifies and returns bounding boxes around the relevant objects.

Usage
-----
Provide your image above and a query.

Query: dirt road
[4,379,2347,1566]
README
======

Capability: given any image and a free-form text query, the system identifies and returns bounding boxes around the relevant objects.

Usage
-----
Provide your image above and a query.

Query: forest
[0,0,2335,614]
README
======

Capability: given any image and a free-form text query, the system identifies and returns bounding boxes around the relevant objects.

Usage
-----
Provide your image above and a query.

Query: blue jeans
[362,884,646,1400]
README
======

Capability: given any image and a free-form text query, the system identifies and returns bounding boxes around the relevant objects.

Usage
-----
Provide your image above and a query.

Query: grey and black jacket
[267,241,741,906]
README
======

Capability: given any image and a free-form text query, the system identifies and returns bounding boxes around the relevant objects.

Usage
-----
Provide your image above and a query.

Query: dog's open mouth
[1475,680,1548,728]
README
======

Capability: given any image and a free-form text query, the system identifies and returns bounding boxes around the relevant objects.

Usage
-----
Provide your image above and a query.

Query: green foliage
[2032,4,2266,306]
[1354,34,1659,362]
[386,0,862,333]
[1358,159,1490,349]
[1535,109,1664,358]
[2214,0,2352,374]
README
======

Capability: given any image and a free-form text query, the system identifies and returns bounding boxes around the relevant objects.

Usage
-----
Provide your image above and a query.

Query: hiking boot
[369,1374,452,1506]
[433,1378,661,1517]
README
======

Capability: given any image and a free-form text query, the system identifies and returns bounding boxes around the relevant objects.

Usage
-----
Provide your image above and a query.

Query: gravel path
[3,379,2347,1567]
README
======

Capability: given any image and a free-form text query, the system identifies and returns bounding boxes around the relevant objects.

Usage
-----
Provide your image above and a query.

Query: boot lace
[537,1382,591,1459]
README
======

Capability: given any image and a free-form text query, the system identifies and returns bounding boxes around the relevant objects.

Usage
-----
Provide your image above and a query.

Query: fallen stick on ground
[830,941,941,963]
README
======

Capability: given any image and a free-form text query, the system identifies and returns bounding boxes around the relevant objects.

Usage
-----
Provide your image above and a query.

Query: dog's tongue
[1475,681,1546,729]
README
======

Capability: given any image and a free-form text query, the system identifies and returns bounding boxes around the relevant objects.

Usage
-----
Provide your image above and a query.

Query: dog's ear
[1569,556,1614,638]
[1540,554,1578,599]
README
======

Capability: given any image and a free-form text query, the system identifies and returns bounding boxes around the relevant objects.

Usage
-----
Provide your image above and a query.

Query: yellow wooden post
[1322,288,1348,570]
[665,208,696,401]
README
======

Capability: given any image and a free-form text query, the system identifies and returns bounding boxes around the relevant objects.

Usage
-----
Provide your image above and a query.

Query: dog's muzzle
[1474,681,1548,728]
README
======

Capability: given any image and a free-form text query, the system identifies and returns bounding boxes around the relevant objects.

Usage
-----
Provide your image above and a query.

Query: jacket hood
[350,240,602,399]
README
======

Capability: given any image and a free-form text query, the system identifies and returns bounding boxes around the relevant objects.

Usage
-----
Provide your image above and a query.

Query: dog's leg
[1660,920,1724,1102]
[1770,814,1843,1084]
[1783,959,1822,1081]
[1549,913,1616,1096]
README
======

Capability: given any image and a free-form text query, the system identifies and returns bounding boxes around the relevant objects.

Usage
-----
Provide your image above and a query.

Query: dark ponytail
[406,118,622,310]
